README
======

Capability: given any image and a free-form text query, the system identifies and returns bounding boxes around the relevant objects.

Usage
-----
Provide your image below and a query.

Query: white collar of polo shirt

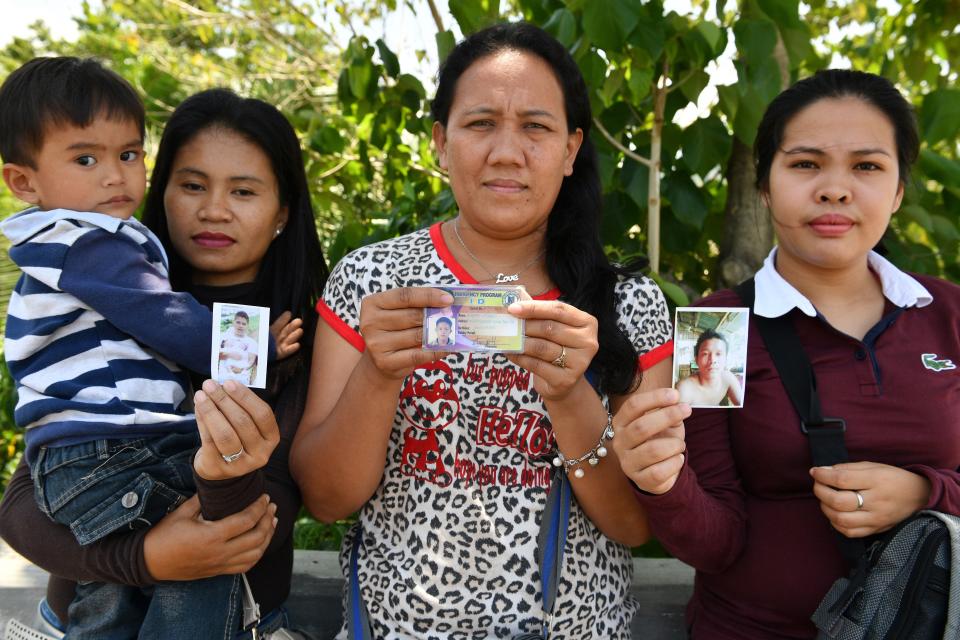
[752,247,933,319]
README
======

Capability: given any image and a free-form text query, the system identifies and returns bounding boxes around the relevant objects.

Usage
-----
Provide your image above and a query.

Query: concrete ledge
[2,543,694,638]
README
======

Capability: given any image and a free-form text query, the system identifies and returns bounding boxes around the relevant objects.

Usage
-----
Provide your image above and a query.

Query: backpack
[733,278,960,640]
[812,510,960,640]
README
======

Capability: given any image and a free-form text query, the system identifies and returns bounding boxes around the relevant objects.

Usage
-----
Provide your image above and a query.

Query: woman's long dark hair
[431,23,640,395]
[142,89,328,334]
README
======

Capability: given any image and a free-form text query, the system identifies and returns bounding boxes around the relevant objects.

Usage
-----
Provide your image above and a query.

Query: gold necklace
[452,219,545,284]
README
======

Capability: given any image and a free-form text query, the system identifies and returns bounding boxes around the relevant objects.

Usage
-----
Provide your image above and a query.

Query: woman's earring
[274,227,283,238]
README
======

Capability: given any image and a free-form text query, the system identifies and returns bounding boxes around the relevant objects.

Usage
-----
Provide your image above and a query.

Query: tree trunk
[648,70,667,274]
[716,33,790,288]
[716,139,772,288]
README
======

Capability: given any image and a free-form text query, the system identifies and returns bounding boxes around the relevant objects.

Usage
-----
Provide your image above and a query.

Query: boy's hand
[270,311,303,360]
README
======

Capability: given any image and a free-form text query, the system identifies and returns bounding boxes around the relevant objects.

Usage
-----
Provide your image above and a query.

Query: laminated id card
[423,285,525,353]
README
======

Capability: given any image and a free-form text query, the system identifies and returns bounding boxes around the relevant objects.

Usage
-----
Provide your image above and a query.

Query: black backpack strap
[733,278,848,467]
[734,277,863,562]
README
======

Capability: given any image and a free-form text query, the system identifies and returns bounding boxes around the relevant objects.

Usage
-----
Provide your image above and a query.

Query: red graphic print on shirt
[399,360,461,486]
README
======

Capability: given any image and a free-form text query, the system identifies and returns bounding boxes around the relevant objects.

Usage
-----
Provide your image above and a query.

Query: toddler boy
[0,56,278,638]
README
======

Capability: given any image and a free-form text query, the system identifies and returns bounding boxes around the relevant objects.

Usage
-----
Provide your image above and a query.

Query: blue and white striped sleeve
[56,228,214,374]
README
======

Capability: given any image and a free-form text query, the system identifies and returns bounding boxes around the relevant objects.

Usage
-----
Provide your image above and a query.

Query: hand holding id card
[422,285,526,352]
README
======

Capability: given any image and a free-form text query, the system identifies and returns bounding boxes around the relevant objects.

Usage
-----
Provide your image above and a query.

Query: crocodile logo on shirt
[921,353,956,372]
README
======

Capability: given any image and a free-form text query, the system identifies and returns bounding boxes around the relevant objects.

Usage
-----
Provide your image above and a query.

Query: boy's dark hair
[234,311,250,321]
[0,57,145,167]
[435,317,452,328]
[694,329,727,357]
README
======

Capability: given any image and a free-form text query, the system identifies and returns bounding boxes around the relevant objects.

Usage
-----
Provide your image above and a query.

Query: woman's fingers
[195,390,242,461]
[193,380,279,480]
[198,380,260,441]
[221,502,279,571]
[811,480,862,512]
[372,287,454,312]
[501,300,599,400]
[217,380,281,443]
[357,288,456,380]
[518,336,586,368]
[615,389,690,447]
[363,326,430,355]
[508,299,591,326]
[809,462,931,538]
[813,484,876,537]
[144,495,277,581]
[363,306,429,333]
[514,306,599,362]
[611,388,689,494]
[624,452,686,495]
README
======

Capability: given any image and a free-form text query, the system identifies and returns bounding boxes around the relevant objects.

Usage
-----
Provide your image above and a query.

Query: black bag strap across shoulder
[734,277,864,562]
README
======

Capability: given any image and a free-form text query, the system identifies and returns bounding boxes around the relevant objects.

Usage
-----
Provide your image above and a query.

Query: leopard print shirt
[320,224,672,639]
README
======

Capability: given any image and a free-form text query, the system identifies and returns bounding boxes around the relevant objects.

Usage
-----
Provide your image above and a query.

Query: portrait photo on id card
[672,307,749,408]
[211,302,270,389]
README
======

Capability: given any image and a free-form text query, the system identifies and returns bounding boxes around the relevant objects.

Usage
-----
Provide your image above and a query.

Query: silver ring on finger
[854,490,864,510]
[222,447,245,463]
[552,345,568,369]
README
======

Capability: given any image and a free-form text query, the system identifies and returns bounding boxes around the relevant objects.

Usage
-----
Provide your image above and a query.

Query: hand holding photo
[211,303,271,389]
[672,307,750,408]
[422,285,525,352]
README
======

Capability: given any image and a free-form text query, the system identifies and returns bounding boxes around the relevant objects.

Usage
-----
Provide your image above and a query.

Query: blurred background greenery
[0,0,957,554]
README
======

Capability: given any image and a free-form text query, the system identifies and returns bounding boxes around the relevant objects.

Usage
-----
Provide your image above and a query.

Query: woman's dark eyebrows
[173,166,207,177]
[782,146,825,155]
[172,167,266,183]
[782,146,892,157]
[851,147,893,157]
[521,108,558,119]
[462,106,559,119]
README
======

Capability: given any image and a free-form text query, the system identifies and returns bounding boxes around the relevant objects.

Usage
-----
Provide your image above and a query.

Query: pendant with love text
[496,273,519,283]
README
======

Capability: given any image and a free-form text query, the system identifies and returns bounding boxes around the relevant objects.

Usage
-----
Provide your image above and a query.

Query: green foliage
[293,509,356,551]
[803,0,960,281]
[0,0,957,542]
[0,358,20,500]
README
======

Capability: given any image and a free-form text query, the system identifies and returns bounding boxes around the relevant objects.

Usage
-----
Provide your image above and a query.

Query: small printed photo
[424,310,457,349]
[672,307,750,408]
[211,303,271,389]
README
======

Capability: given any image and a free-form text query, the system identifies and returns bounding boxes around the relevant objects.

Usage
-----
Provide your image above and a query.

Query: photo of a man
[676,329,743,407]
[218,310,259,384]
[429,316,455,347]
[672,307,749,408]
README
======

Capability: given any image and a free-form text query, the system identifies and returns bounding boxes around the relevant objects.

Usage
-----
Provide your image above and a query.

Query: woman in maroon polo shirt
[612,70,960,639]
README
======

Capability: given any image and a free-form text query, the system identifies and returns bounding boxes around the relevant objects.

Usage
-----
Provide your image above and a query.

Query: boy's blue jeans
[32,432,241,639]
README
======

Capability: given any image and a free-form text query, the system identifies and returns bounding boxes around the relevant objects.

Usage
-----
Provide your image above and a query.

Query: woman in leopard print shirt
[291,23,674,639]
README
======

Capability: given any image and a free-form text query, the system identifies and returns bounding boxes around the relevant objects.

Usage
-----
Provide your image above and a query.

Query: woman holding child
[616,70,960,638]
[0,84,326,639]
[290,23,672,638]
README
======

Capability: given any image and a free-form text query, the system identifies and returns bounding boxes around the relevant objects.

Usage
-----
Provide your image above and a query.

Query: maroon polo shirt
[634,273,960,639]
